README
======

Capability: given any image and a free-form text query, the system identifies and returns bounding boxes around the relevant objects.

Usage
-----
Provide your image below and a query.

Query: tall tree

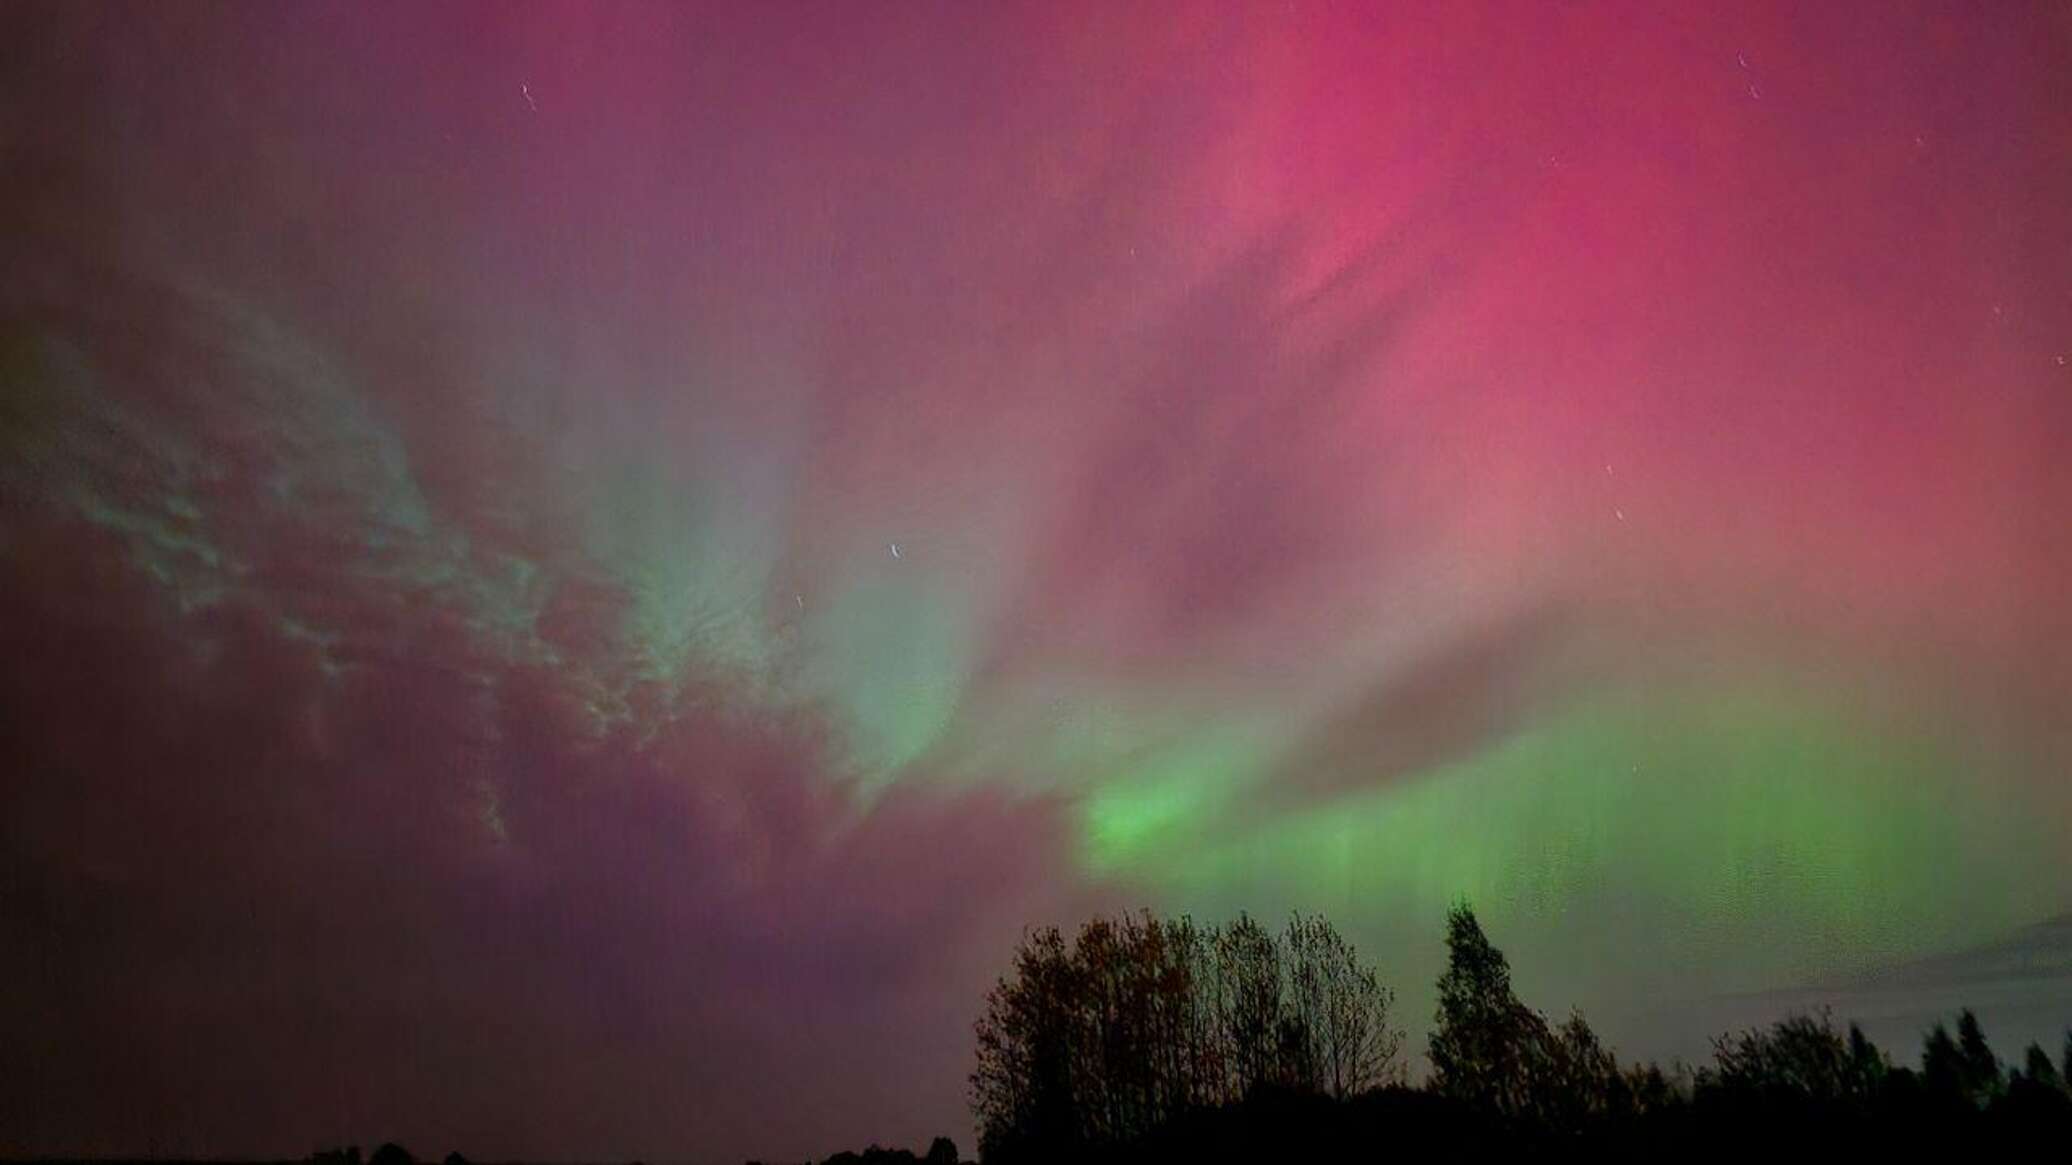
[1285,913,1401,1098]
[1845,1022,1888,1095]
[1427,904,1552,1117]
[1216,914,1284,1098]
[971,909,1399,1157]
[1541,1010,1628,1128]
[2022,1043,2063,1092]
[970,926,1082,1161]
[1954,1009,2002,1103]
[1921,1021,1965,1106]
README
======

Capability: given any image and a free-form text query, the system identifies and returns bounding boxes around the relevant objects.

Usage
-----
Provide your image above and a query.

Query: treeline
[969,912,1400,1154]
[966,905,2072,1160]
[311,1144,466,1165]
[746,1137,965,1165]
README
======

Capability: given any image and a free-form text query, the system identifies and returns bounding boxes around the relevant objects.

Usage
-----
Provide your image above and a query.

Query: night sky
[3,3,2069,1161]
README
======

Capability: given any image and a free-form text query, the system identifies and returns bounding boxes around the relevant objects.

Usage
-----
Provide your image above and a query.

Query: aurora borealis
[2,2,2069,1161]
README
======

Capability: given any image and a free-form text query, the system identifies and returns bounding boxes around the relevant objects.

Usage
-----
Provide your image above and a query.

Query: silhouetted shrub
[1697,1009,1885,1115]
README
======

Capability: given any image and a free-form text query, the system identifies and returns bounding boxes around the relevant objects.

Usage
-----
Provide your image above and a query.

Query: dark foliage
[2005,1043,2072,1127]
[1698,1010,1886,1114]
[956,904,2072,1161]
[969,911,1401,1161]
[747,1140,969,1165]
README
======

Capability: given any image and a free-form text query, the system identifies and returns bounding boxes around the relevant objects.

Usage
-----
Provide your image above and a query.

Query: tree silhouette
[970,924,1082,1161]
[1847,1022,1888,1092]
[1995,1042,2072,1130]
[1700,1010,1883,1117]
[1955,1009,2004,1103]
[2021,1044,2063,1091]
[1541,1009,1630,1127]
[1214,914,1283,1098]
[970,909,1400,1159]
[1427,904,1551,1118]
[1922,1020,1965,1105]
[957,903,2072,1161]
[1920,1010,2004,1111]
[1283,913,1402,1098]
[1622,1060,1683,1115]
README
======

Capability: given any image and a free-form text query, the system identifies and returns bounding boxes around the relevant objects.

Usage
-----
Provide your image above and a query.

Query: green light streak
[1081,724,1285,873]
[1091,685,2065,996]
